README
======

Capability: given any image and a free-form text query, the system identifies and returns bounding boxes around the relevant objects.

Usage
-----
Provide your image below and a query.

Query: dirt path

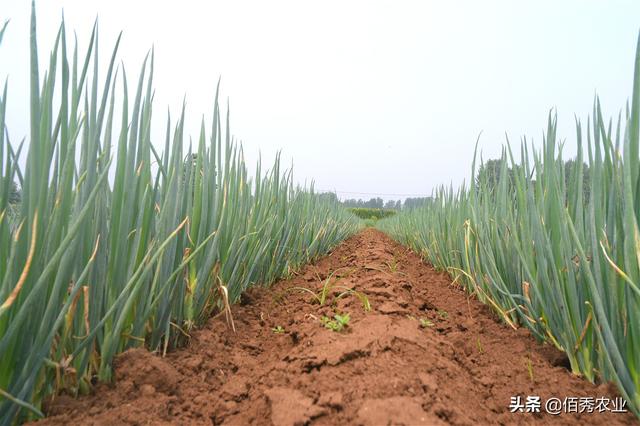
[37,229,636,425]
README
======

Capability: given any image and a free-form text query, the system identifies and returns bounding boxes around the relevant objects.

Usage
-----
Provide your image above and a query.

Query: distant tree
[384,200,397,210]
[564,159,590,203]
[341,198,366,208]
[475,159,505,191]
[403,197,430,210]
[9,181,21,204]
[2,179,21,204]
[363,198,378,208]
[342,197,394,209]
[476,158,528,194]
[475,157,591,205]
[344,198,360,208]
[319,192,338,203]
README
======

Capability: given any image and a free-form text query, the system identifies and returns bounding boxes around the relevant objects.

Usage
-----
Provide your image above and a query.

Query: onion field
[379,40,640,416]
[0,8,358,424]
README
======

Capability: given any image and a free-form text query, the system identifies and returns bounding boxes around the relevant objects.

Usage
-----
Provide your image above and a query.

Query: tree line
[318,193,431,210]
[476,157,590,201]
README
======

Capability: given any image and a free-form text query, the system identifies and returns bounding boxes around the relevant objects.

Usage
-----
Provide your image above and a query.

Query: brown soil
[35,229,637,425]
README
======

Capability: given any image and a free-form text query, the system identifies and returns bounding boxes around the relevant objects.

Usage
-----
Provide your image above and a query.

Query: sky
[1,1,639,201]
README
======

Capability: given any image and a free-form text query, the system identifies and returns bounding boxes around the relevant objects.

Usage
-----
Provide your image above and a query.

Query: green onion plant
[379,35,640,416]
[0,4,358,423]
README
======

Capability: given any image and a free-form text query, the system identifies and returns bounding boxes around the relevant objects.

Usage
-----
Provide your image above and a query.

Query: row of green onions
[0,5,359,424]
[379,36,640,417]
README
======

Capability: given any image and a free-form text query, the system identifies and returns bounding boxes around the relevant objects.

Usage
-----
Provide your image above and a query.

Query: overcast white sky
[1,1,639,201]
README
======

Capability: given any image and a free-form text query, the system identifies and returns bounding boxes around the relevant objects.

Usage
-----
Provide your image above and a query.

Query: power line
[317,189,431,197]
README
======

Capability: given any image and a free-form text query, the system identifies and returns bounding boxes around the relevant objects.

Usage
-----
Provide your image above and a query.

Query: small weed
[419,318,434,328]
[385,257,399,273]
[272,325,285,334]
[321,313,351,332]
[476,337,484,353]
[525,357,534,382]
[437,310,448,319]
[287,268,371,312]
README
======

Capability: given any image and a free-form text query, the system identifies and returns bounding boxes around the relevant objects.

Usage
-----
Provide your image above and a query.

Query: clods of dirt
[34,229,637,425]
